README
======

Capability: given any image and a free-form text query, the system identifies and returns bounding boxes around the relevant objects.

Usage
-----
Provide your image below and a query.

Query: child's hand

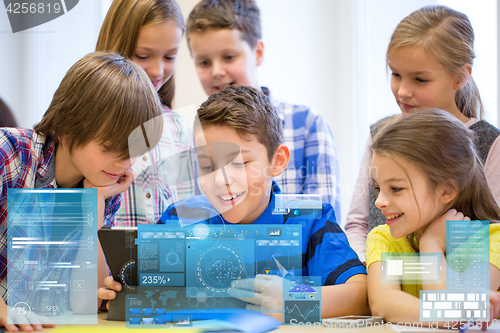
[0,298,55,332]
[97,276,122,311]
[227,274,283,319]
[84,168,137,199]
[484,291,500,330]
[420,209,470,253]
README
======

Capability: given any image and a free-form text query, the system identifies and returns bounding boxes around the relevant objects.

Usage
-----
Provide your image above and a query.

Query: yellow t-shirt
[366,224,500,297]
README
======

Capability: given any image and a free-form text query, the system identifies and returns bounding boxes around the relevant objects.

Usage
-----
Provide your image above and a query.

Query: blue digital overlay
[124,223,302,328]
[7,188,98,324]
[283,276,321,324]
[381,253,443,284]
[273,194,322,218]
[446,220,490,291]
[418,220,490,322]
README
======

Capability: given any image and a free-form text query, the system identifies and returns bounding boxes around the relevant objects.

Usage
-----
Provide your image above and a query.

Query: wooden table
[33,312,398,332]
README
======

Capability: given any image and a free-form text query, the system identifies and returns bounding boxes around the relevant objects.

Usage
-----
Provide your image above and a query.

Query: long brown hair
[372,109,500,225]
[96,0,185,108]
[387,5,483,119]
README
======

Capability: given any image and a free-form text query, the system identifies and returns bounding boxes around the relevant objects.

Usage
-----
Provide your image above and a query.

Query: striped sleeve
[305,204,366,286]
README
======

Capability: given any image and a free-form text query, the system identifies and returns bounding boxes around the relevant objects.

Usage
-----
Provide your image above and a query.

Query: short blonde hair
[96,0,185,108]
[387,5,482,119]
[34,52,163,159]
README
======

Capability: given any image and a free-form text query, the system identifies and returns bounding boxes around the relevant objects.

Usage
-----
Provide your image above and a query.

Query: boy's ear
[271,144,290,177]
[438,182,457,205]
[254,39,264,67]
[454,63,472,90]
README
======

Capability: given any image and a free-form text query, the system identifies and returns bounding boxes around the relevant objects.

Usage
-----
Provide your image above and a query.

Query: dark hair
[195,85,281,161]
[372,109,500,224]
[96,0,185,108]
[186,0,261,48]
[0,98,18,127]
[34,52,163,159]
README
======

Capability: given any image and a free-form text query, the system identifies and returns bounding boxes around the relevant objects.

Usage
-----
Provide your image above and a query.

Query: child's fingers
[444,209,457,218]
[255,274,281,281]
[27,313,53,331]
[104,276,122,291]
[230,278,255,291]
[0,314,19,332]
[234,277,275,294]
[129,168,138,181]
[490,292,500,320]
[25,314,42,331]
[229,292,264,306]
[121,168,137,185]
[97,287,116,301]
[36,315,55,328]
[9,312,32,332]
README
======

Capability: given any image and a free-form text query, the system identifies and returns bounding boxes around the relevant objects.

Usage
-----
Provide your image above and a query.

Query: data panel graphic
[381,253,442,284]
[7,188,98,324]
[123,223,302,327]
[418,220,490,322]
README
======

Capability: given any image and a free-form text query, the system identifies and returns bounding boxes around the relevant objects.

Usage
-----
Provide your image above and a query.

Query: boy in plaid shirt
[0,52,163,331]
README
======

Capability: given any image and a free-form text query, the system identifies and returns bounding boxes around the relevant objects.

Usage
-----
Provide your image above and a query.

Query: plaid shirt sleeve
[103,195,121,227]
[114,108,199,226]
[0,128,52,301]
[272,101,341,223]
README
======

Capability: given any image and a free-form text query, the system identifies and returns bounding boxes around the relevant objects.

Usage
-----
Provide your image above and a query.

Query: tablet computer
[98,226,138,289]
[98,225,250,321]
[98,226,139,320]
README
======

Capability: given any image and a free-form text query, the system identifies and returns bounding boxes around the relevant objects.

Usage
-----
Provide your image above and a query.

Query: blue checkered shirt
[263,87,341,222]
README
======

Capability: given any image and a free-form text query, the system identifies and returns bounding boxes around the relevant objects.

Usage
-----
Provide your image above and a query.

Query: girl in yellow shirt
[366,109,500,328]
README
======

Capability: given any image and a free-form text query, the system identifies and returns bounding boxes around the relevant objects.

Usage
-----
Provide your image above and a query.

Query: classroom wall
[0,0,498,226]
[0,1,112,128]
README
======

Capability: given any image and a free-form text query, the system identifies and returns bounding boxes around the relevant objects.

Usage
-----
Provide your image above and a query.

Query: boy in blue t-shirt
[159,86,368,318]
[185,0,341,222]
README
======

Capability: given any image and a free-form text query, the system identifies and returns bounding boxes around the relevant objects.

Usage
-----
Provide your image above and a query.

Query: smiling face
[189,28,263,96]
[132,20,183,91]
[194,125,277,224]
[371,152,447,239]
[389,46,463,118]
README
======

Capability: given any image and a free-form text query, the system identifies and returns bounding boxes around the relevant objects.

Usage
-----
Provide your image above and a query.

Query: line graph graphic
[283,276,321,324]
[284,300,320,323]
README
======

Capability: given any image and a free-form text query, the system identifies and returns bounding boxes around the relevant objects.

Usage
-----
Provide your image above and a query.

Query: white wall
[439,0,498,124]
[0,1,111,128]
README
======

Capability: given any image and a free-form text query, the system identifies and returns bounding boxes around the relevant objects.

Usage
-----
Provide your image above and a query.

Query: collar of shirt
[35,135,57,188]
